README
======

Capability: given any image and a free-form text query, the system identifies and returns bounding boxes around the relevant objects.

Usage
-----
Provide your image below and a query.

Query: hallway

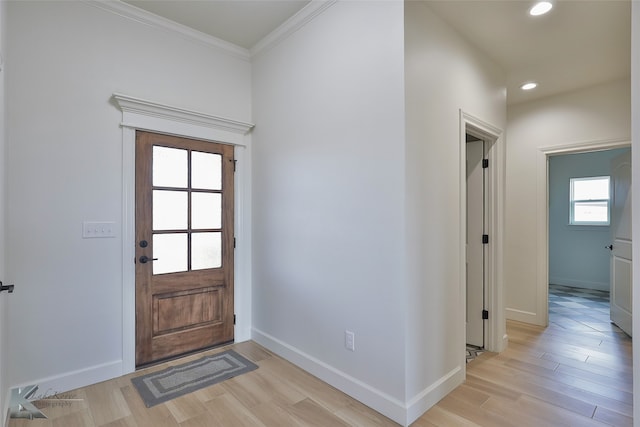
[416,285,632,426]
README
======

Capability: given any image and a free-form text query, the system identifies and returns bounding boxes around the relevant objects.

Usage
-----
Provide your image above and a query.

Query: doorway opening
[547,147,631,338]
[466,133,487,351]
[460,111,506,355]
[538,140,632,337]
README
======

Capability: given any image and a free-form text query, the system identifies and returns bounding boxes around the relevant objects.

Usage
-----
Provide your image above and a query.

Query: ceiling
[427,0,631,105]
[122,0,310,49]
[121,0,631,105]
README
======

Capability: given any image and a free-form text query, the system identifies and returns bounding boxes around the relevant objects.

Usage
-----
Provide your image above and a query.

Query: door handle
[0,281,14,293]
[605,244,614,250]
[139,256,158,264]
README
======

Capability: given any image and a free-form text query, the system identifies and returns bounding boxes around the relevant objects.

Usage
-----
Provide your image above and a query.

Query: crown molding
[86,0,335,61]
[250,0,337,58]
[113,93,255,135]
[87,0,251,61]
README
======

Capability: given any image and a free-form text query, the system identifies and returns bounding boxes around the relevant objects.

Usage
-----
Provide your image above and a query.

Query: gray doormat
[131,350,258,407]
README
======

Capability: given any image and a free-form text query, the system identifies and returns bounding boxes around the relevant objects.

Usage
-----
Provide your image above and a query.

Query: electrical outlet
[345,330,355,351]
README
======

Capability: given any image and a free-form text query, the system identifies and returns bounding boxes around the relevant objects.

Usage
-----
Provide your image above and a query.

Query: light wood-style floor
[416,320,632,427]
[8,318,632,426]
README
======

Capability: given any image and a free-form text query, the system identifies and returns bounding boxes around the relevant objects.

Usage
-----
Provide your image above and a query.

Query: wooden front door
[135,131,235,366]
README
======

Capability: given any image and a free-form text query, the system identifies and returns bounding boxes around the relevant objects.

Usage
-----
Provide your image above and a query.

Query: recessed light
[521,82,538,91]
[529,1,553,16]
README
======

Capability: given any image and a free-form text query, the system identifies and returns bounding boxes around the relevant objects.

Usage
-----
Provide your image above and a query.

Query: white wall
[404,2,506,421]
[0,0,6,422]
[548,148,629,291]
[251,1,409,423]
[506,79,631,325]
[5,0,251,392]
[631,1,639,423]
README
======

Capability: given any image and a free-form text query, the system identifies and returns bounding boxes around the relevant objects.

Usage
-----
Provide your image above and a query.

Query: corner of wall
[404,366,464,426]
[252,328,466,426]
[249,0,337,57]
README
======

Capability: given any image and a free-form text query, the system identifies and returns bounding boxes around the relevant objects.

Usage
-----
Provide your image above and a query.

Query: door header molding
[113,93,254,146]
[461,111,503,143]
[538,137,630,156]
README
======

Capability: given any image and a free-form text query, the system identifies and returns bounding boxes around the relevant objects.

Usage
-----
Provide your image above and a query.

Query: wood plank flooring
[416,320,632,427]
[7,341,398,427]
[8,289,632,426]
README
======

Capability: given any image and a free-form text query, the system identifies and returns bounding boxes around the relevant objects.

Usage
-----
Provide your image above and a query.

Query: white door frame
[0,111,6,427]
[0,6,7,417]
[460,111,506,353]
[113,94,254,374]
[536,138,631,327]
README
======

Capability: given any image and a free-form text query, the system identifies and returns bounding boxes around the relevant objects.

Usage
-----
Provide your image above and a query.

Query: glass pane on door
[153,233,188,275]
[192,151,222,190]
[191,232,222,270]
[153,190,188,230]
[192,193,222,229]
[153,146,187,188]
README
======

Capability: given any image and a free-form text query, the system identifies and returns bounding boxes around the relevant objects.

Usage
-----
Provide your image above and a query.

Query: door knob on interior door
[139,255,158,264]
[605,244,614,250]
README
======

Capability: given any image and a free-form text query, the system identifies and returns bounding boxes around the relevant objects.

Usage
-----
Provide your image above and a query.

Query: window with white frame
[569,176,610,225]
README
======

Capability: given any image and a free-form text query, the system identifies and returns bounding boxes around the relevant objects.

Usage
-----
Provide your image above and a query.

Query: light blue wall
[549,148,630,291]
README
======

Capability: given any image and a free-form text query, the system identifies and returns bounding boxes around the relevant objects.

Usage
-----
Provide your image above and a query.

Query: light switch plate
[83,221,116,238]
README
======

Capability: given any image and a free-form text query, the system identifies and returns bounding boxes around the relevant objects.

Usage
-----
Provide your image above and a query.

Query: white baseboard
[11,360,123,398]
[252,328,407,424]
[506,307,543,325]
[405,366,464,426]
[549,278,609,292]
[252,328,464,427]
[487,332,509,353]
